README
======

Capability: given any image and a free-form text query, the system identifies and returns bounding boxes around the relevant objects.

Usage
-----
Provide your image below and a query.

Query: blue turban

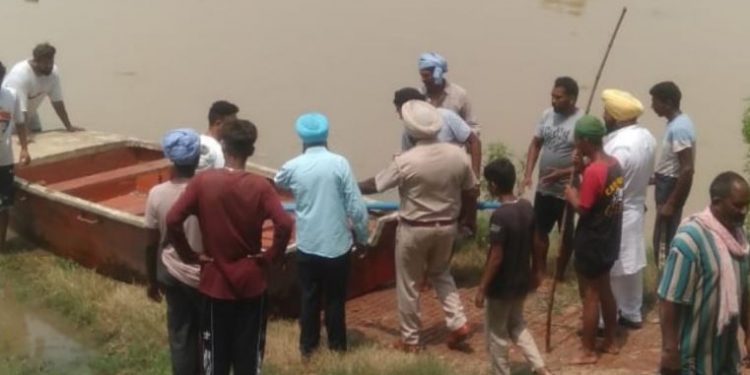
[295,112,329,144]
[161,128,201,165]
[418,52,448,85]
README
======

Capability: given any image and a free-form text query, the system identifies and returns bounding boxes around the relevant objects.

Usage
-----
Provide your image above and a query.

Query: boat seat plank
[46,159,171,194]
[98,193,148,216]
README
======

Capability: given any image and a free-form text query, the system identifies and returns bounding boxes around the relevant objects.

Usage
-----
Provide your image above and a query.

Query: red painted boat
[10,131,397,316]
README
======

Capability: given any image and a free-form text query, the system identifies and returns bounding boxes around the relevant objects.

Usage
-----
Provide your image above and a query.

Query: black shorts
[0,165,14,211]
[574,256,615,279]
[533,192,574,242]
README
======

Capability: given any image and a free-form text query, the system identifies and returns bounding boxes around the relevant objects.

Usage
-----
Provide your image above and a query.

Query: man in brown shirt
[418,52,479,135]
[360,100,476,352]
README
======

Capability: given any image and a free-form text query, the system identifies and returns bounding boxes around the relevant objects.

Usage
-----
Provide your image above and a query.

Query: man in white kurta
[601,89,657,327]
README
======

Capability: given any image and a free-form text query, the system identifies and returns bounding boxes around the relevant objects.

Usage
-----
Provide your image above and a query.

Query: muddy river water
[0,286,92,373]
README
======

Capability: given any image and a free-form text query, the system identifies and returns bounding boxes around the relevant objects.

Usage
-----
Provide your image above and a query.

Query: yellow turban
[602,89,644,121]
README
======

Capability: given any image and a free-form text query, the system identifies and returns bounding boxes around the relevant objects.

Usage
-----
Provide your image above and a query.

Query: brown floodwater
[3,0,750,219]
[0,286,92,373]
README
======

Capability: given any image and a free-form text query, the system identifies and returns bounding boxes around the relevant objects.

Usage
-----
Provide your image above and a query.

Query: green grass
[0,239,482,375]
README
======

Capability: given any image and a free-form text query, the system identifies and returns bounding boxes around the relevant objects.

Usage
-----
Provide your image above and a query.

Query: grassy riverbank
[0,230,660,375]
[0,237,485,375]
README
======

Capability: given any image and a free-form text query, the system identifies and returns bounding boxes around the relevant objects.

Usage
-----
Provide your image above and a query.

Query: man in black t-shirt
[475,158,551,375]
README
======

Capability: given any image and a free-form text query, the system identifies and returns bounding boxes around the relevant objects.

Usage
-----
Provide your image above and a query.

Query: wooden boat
[10,131,398,316]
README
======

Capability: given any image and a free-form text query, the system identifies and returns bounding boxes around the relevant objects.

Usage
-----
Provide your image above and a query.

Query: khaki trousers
[395,223,467,345]
[485,296,545,375]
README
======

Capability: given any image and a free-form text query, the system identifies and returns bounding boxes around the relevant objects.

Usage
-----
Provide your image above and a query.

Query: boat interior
[17,145,169,216]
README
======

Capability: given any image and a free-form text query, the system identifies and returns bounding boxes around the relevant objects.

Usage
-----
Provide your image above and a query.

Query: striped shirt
[657,219,749,375]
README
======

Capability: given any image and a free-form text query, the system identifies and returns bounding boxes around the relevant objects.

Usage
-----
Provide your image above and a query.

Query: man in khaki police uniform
[359,100,476,352]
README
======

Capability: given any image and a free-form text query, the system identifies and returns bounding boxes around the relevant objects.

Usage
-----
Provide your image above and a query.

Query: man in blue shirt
[274,112,369,358]
[649,81,696,269]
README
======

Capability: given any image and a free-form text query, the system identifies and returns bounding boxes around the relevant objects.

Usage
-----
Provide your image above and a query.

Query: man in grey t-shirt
[521,77,582,277]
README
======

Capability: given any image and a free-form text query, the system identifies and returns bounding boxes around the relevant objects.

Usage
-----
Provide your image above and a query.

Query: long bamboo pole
[545,6,628,353]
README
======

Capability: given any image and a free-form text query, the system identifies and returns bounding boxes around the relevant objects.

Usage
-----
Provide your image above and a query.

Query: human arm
[166,180,201,264]
[742,284,750,367]
[465,133,481,177]
[521,137,543,195]
[564,161,605,216]
[359,159,401,195]
[261,184,294,264]
[358,178,378,195]
[342,163,369,246]
[656,244,698,373]
[51,101,83,131]
[659,300,681,373]
[143,190,162,302]
[144,228,162,302]
[475,244,503,308]
[660,148,694,217]
[12,96,30,166]
[540,166,575,186]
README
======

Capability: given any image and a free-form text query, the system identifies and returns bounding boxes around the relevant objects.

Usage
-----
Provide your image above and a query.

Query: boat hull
[10,131,398,316]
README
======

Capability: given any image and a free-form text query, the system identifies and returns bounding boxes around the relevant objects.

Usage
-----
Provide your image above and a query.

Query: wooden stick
[545,6,628,353]
[584,7,628,114]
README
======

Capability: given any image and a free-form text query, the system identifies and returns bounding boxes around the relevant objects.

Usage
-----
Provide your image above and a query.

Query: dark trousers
[653,174,684,268]
[201,294,268,375]
[296,250,350,356]
[164,279,202,375]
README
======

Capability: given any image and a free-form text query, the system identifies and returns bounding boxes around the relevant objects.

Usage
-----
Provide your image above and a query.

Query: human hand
[352,242,371,259]
[659,203,675,217]
[563,185,577,203]
[529,271,544,291]
[18,148,31,166]
[572,149,584,172]
[66,125,85,132]
[147,283,162,303]
[474,290,485,309]
[540,167,569,186]
[519,176,533,195]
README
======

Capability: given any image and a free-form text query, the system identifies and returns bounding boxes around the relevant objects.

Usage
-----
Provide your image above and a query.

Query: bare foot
[601,342,620,355]
[568,348,598,365]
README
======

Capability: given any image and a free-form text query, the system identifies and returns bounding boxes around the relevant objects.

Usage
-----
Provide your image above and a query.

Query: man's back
[167,168,293,299]
[383,141,474,222]
[275,147,367,258]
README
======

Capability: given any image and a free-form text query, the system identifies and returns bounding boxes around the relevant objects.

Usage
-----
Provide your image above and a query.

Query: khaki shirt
[423,81,479,134]
[374,140,477,222]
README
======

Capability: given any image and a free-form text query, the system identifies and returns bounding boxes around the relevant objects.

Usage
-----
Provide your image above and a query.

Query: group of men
[1,44,749,375]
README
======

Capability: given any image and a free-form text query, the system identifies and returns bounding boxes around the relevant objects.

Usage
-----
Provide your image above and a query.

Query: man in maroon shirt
[167,119,293,375]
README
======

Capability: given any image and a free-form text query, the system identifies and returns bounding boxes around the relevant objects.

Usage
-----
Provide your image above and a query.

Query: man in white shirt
[1,43,82,135]
[601,89,656,329]
[0,61,31,252]
[197,100,238,171]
